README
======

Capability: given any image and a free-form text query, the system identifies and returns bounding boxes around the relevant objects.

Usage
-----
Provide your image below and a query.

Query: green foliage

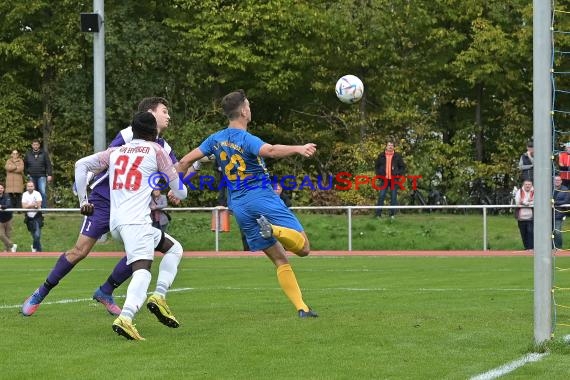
[0,0,537,207]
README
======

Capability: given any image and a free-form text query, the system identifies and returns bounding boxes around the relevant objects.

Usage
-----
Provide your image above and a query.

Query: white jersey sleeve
[75,149,113,205]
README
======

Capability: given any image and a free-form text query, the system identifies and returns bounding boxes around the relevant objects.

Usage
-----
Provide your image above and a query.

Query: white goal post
[533,0,553,344]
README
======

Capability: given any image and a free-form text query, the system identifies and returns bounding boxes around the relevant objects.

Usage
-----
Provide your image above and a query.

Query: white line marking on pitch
[469,352,549,380]
[417,288,532,292]
[1,286,533,310]
[0,287,194,310]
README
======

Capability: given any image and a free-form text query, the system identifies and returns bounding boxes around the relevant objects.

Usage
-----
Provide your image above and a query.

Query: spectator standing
[0,183,17,252]
[374,140,406,219]
[21,180,43,252]
[23,139,52,208]
[150,189,170,233]
[559,142,570,188]
[5,150,25,208]
[514,179,534,251]
[553,175,570,249]
[519,140,534,182]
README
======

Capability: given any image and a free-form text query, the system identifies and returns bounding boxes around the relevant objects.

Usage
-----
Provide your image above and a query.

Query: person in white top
[74,111,187,340]
[21,180,43,252]
[514,179,534,251]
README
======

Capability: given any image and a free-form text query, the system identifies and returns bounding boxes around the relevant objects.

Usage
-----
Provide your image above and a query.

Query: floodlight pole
[533,0,553,345]
[93,0,106,152]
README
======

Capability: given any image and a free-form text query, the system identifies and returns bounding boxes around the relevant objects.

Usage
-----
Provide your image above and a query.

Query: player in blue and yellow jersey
[177,89,318,317]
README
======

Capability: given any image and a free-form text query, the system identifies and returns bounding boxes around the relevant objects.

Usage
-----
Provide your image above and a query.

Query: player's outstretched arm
[177,148,206,176]
[259,143,317,159]
[167,153,212,204]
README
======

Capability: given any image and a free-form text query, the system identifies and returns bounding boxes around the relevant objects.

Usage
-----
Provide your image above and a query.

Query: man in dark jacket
[519,140,534,181]
[375,140,406,218]
[23,139,53,208]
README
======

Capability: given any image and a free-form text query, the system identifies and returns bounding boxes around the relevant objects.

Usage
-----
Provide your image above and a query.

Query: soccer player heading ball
[177,89,319,318]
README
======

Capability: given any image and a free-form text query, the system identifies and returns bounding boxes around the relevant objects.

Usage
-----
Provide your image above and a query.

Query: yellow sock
[276,264,308,312]
[272,225,305,254]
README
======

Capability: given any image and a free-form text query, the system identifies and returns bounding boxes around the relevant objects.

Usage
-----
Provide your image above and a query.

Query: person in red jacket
[374,140,406,219]
[559,142,570,188]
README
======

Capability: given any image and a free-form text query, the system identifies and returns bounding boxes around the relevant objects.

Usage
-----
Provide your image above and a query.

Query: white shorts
[111,224,162,265]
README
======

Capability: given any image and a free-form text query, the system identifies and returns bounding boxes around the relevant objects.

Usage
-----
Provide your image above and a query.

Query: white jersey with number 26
[108,139,182,230]
[75,139,185,232]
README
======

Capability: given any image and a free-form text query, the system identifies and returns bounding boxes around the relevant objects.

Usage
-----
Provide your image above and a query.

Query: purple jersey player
[21,97,186,317]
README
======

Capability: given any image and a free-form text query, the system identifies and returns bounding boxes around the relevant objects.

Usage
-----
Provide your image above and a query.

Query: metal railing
[209,204,521,252]
[9,205,521,252]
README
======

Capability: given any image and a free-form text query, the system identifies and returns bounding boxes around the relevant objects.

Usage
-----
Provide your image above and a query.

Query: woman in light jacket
[5,150,24,208]
[515,179,534,251]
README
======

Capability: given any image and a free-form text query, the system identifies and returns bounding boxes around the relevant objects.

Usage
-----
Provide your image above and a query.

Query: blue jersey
[90,126,177,201]
[199,127,302,251]
[198,128,274,206]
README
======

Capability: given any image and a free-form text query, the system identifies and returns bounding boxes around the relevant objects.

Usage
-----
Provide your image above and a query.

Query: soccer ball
[335,75,364,104]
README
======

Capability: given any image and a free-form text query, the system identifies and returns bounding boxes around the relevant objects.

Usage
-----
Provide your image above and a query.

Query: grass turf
[2,255,570,379]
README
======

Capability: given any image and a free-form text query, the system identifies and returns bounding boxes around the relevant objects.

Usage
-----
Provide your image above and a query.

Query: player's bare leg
[64,234,99,263]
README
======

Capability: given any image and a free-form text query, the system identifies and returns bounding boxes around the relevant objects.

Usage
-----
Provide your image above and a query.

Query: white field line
[1,287,194,310]
[469,353,549,380]
[1,286,532,310]
[4,284,559,379]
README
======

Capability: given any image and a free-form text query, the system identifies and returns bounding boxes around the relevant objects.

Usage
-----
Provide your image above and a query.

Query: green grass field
[2,255,570,379]
[6,211,525,252]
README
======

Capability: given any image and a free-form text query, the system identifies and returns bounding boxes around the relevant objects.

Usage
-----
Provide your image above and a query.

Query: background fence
[286,204,520,252]
[8,204,524,252]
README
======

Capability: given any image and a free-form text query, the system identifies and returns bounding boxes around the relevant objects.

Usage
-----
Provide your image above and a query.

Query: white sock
[154,235,183,298]
[120,269,152,320]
